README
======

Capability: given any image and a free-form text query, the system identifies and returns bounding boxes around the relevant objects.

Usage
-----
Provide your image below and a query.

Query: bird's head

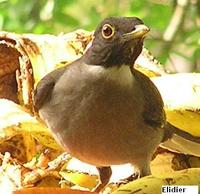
[83,17,150,68]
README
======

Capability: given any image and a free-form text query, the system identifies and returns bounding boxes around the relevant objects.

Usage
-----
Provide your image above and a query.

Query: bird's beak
[123,24,150,40]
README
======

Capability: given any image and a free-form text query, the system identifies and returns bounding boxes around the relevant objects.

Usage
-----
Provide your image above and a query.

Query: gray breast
[39,64,161,166]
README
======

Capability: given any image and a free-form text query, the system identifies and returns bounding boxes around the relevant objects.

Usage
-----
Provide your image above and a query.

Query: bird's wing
[133,69,166,128]
[133,70,200,156]
[33,66,66,112]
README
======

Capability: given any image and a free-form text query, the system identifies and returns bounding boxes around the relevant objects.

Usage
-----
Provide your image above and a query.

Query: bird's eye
[102,24,115,39]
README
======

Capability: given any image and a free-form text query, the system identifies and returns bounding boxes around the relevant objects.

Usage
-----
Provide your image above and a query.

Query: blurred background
[0,0,200,72]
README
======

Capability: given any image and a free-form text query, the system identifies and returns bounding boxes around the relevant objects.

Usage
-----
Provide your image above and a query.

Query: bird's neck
[85,64,134,88]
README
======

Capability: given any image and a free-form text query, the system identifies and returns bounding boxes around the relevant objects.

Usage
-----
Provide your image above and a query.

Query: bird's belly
[46,102,161,166]
[56,116,162,167]
[60,126,160,166]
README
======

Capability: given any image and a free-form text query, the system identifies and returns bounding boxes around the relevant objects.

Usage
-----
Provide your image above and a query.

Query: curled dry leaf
[135,48,166,77]
[0,39,21,103]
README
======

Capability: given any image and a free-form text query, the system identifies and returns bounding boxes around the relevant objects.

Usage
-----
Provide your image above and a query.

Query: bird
[33,17,200,192]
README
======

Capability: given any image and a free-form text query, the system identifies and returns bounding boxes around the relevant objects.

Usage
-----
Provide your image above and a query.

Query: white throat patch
[87,64,134,87]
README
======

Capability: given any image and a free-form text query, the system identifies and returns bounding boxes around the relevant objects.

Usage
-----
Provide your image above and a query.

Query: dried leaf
[0,99,62,153]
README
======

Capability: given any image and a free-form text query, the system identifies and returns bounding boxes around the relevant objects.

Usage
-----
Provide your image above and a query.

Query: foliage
[0,0,199,71]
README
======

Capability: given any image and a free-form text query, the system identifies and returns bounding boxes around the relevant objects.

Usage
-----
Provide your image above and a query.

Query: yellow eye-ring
[102,24,115,39]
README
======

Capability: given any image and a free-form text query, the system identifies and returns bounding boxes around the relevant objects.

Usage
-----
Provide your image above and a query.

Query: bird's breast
[39,64,160,166]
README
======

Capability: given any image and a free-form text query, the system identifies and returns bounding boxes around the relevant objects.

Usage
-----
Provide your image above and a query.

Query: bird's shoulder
[33,59,81,112]
[132,69,166,128]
